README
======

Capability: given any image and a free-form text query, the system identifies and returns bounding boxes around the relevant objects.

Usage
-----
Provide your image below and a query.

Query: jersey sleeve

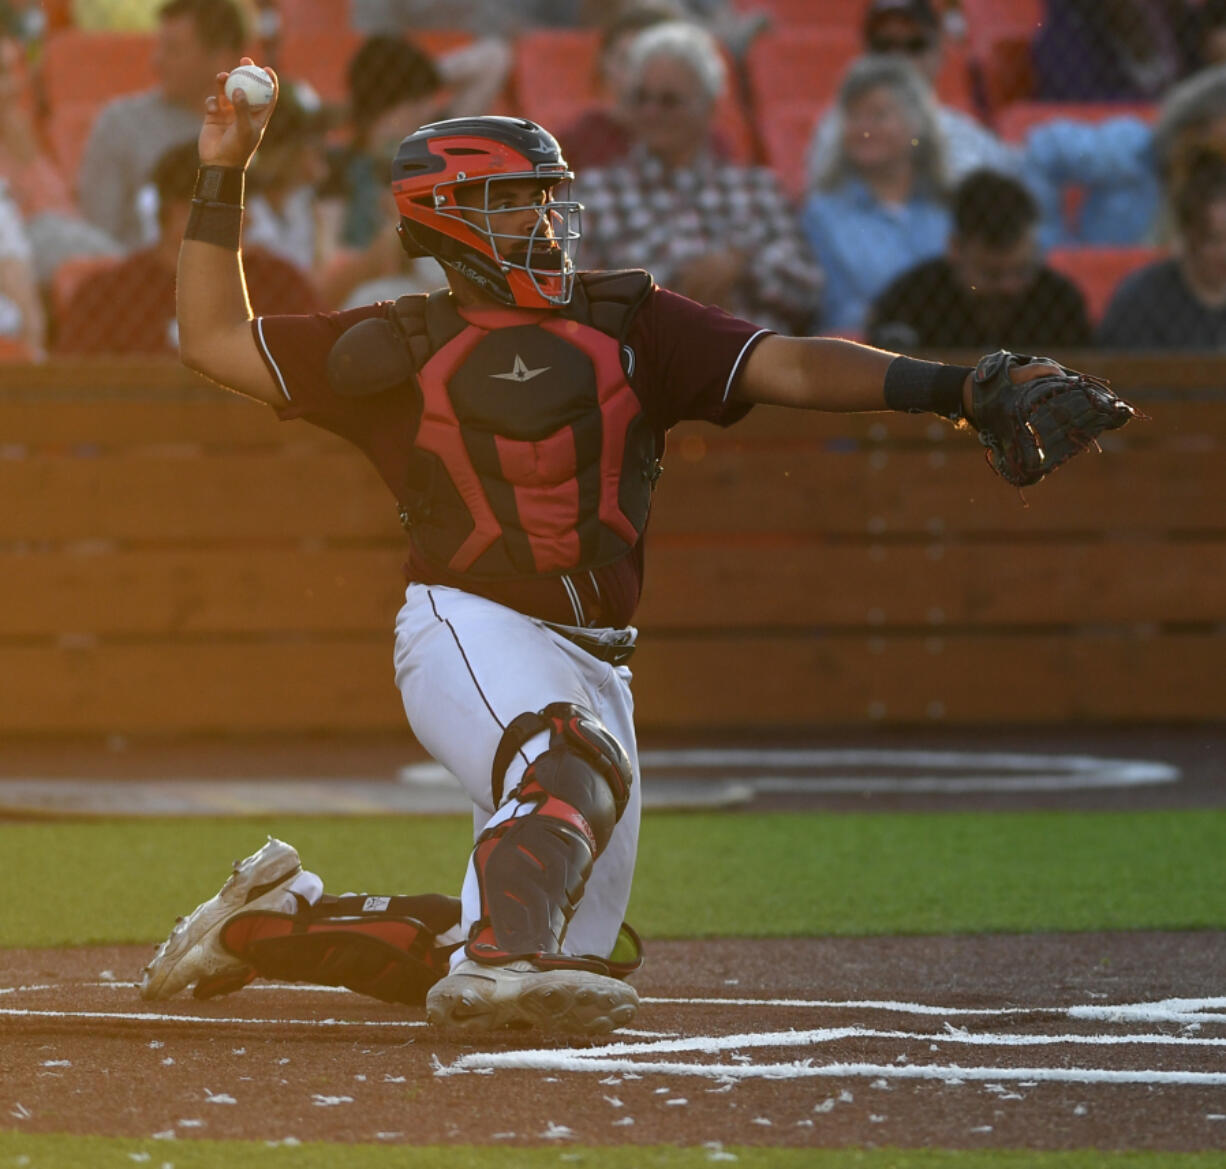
[626,286,771,430]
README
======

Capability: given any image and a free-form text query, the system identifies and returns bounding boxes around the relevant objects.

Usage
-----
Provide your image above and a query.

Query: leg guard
[196,893,461,1005]
[466,702,634,966]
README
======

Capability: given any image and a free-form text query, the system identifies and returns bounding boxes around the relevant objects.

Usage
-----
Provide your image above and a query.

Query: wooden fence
[1,354,1220,736]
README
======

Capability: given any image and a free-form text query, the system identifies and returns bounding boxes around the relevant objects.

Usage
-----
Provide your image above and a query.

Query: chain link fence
[2,0,1224,356]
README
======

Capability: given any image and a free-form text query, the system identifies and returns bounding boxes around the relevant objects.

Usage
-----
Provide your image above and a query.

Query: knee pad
[467,703,634,964]
[202,893,461,1005]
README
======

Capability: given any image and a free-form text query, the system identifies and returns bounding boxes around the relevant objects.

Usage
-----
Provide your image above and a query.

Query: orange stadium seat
[733,0,864,28]
[276,0,353,30]
[994,100,1158,143]
[1045,245,1164,323]
[756,100,818,201]
[50,254,123,321]
[935,38,979,115]
[513,28,601,123]
[744,27,860,113]
[277,26,364,105]
[45,100,100,181]
[41,29,156,106]
[961,0,1043,110]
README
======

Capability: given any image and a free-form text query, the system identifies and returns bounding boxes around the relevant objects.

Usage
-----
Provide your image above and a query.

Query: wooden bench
[1,355,1220,735]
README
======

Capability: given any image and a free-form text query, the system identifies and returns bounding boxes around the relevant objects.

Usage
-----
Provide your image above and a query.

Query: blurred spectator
[56,142,317,355]
[316,32,505,307]
[0,37,121,286]
[807,0,1015,191]
[0,177,44,358]
[1098,151,1226,346]
[577,21,821,334]
[77,0,247,251]
[1018,56,1226,248]
[0,1,41,45]
[1195,0,1226,69]
[800,55,950,336]
[556,1,695,171]
[69,0,171,30]
[1032,0,1187,101]
[243,80,330,277]
[869,169,1092,350]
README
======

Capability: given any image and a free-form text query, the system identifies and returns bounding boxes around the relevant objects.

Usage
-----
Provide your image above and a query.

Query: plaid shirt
[575,147,823,336]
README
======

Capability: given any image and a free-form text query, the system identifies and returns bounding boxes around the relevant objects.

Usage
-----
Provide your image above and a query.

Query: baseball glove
[970,350,1140,488]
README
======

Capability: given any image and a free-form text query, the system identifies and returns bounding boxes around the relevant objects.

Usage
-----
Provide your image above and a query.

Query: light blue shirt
[800,179,951,334]
[1021,116,1160,247]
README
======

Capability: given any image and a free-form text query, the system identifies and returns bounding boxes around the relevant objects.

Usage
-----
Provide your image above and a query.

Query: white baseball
[224,64,274,109]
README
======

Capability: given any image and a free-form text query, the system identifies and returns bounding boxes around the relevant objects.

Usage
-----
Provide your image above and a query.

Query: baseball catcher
[138,55,1138,1037]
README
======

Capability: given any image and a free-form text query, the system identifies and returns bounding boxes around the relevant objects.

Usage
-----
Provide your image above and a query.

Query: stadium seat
[744,27,860,112]
[276,0,353,31]
[732,0,863,28]
[277,26,365,105]
[935,38,979,116]
[41,29,156,106]
[1045,245,1164,323]
[756,100,819,201]
[993,100,1159,143]
[50,254,123,322]
[962,0,1043,110]
[513,28,601,124]
[45,100,103,184]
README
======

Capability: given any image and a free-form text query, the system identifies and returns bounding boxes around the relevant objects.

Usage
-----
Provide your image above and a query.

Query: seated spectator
[800,55,950,336]
[0,36,120,286]
[556,1,693,172]
[317,33,500,307]
[77,0,247,252]
[869,169,1092,351]
[0,177,44,358]
[578,21,821,334]
[243,80,330,278]
[55,142,317,355]
[1098,151,1226,346]
[1195,0,1226,69]
[807,0,1016,192]
[1032,0,1187,102]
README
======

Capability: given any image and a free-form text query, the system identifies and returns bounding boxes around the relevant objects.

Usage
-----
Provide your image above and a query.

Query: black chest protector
[327,270,659,580]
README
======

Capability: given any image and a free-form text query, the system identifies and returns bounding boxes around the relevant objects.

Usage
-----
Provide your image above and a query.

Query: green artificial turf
[1,1134,1225,1168]
[0,808,1222,949]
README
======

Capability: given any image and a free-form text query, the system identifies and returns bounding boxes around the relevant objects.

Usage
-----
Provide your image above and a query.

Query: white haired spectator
[577,20,822,334]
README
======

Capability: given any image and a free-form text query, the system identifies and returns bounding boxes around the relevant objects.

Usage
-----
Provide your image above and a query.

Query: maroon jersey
[254,283,768,627]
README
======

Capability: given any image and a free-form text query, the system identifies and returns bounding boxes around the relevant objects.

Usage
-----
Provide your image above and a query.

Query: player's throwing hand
[199,57,277,170]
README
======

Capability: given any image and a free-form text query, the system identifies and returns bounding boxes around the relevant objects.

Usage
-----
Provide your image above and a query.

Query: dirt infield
[3,931,1225,1152]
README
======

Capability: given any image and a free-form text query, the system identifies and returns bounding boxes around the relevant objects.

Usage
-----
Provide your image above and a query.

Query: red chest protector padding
[394,270,656,579]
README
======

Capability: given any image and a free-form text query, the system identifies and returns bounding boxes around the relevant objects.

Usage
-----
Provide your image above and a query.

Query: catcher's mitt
[970,350,1140,488]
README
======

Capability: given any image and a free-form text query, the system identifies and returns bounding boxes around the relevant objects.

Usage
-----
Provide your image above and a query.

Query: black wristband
[184,165,245,249]
[883,355,974,421]
[185,200,243,248]
[193,165,244,205]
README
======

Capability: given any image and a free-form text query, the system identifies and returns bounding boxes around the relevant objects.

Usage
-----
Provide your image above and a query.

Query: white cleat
[425,957,639,1036]
[138,837,301,1001]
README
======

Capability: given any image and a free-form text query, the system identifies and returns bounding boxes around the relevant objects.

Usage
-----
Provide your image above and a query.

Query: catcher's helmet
[391,116,580,308]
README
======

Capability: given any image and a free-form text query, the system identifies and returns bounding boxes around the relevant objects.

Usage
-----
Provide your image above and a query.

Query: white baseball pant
[391,583,642,966]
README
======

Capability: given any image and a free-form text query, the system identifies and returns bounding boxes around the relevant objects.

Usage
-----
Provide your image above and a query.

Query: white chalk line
[401,748,1179,794]
[6,982,1225,1091]
[445,1055,1226,1088]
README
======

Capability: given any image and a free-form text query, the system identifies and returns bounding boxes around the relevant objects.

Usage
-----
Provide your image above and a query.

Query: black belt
[543,623,637,666]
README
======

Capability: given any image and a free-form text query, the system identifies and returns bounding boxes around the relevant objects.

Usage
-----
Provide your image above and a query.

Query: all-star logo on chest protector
[491,354,550,382]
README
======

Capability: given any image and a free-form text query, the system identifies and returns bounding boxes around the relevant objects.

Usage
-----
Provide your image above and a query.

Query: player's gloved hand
[969,350,1141,488]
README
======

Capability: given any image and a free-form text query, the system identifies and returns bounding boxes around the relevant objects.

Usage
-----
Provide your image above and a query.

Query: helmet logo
[490,354,550,383]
